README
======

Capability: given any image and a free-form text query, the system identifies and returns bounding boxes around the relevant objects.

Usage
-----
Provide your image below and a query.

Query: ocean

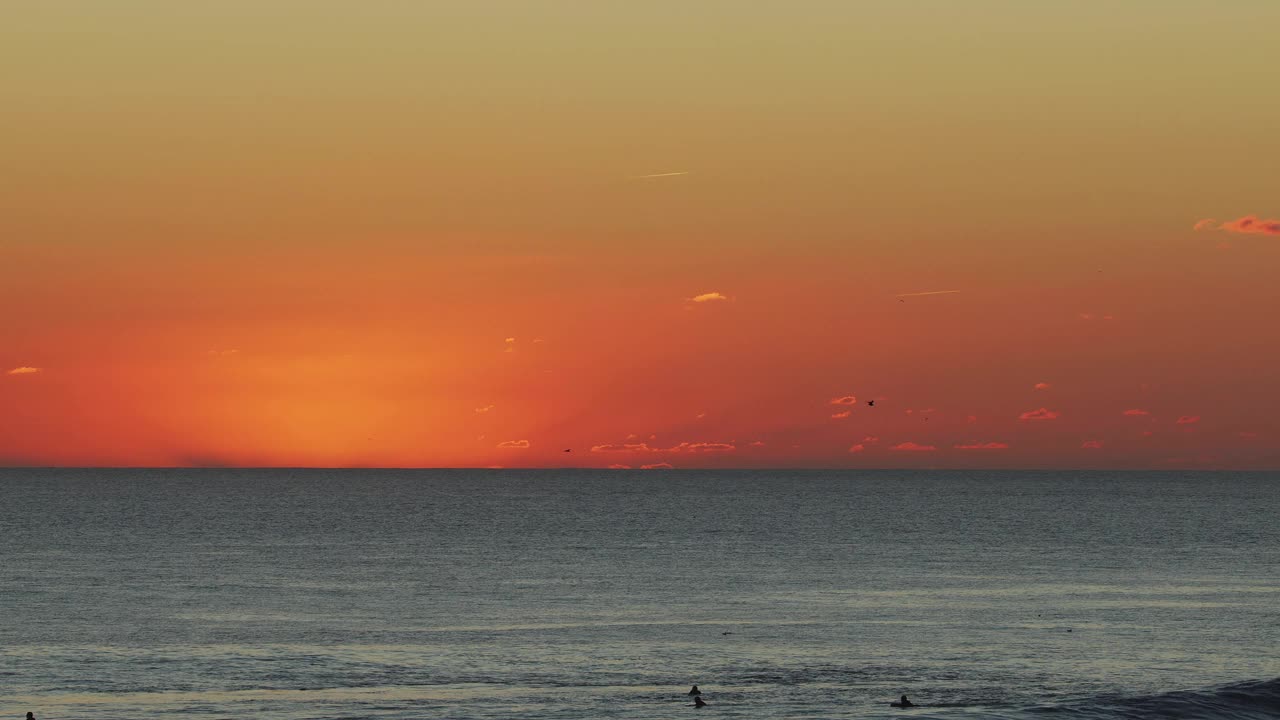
[2,469,1278,719]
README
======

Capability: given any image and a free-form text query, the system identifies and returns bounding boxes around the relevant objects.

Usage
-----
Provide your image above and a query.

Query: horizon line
[0,465,1272,473]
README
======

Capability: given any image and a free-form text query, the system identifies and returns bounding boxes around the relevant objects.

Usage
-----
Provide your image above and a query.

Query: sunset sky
[3,1,1278,468]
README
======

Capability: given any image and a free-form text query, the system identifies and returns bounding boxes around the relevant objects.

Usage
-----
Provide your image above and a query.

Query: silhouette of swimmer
[27,714,36,720]
[694,697,708,708]
[891,695,915,708]
[687,685,702,696]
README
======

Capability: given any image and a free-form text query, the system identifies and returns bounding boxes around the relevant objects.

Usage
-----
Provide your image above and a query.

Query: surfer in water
[687,685,702,696]
[891,695,915,708]
[694,696,708,708]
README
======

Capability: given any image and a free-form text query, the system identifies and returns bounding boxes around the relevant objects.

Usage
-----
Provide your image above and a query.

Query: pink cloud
[966,415,978,423]
[474,405,494,414]
[829,395,858,406]
[831,410,851,419]
[497,440,530,449]
[668,442,735,453]
[1141,431,1154,437]
[640,462,674,470]
[590,441,734,454]
[1216,216,1280,236]
[591,443,655,453]
[890,441,937,452]
[1034,382,1051,390]
[848,444,866,453]
[1019,408,1060,421]
[1081,440,1104,449]
[6,367,41,375]
[749,440,765,447]
[1175,415,1200,425]
[1122,409,1151,417]
[1193,218,1217,231]
[607,464,631,469]
[862,435,880,443]
[954,442,1009,450]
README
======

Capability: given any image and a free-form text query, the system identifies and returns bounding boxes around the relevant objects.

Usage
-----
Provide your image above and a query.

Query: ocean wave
[962,678,1280,720]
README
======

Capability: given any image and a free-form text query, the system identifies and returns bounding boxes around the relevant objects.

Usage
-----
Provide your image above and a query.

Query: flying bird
[867,400,875,407]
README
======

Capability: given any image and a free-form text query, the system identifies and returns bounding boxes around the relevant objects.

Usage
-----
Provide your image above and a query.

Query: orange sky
[3,2,1278,468]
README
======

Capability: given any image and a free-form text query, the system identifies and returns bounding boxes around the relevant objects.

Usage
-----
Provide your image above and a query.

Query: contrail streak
[895,290,962,298]
[632,171,690,179]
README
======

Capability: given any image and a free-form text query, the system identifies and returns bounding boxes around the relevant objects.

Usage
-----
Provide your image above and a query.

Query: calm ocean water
[2,469,1278,720]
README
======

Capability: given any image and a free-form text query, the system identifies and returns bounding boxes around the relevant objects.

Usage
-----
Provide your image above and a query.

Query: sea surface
[2,469,1278,719]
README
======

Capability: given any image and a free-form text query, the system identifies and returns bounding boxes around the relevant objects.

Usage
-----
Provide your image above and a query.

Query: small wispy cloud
[591,443,654,453]
[608,464,632,470]
[475,405,494,414]
[590,441,734,454]
[749,440,766,447]
[829,396,858,406]
[6,367,41,375]
[497,439,530,449]
[633,171,690,180]
[503,337,516,353]
[954,442,1009,450]
[668,442,735,453]
[831,411,851,419]
[1082,440,1104,449]
[1176,415,1200,425]
[1034,382,1051,390]
[1019,408,1060,421]
[848,444,866,454]
[1195,215,1280,236]
[862,435,880,443]
[895,290,961,298]
[891,441,937,452]
[688,291,729,303]
[1122,409,1151,417]
[640,462,675,470]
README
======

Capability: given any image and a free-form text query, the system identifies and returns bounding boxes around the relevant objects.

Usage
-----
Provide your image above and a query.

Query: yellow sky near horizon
[2,1,1278,468]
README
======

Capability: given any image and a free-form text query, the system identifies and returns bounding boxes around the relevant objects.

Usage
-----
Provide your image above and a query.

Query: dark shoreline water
[3,469,1278,719]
